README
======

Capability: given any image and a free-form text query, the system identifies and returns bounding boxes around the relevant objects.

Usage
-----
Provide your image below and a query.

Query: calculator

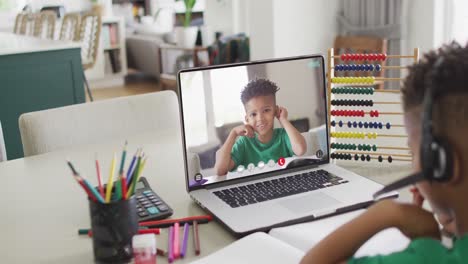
[135,177,173,222]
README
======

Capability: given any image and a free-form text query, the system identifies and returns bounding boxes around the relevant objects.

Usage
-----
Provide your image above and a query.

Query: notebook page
[269,209,410,258]
[189,232,304,264]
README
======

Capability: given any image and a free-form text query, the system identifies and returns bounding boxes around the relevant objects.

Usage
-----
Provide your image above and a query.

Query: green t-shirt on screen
[231,128,294,170]
[348,235,468,264]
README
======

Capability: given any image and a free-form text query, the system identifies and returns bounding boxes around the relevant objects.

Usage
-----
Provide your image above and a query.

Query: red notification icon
[278,157,286,166]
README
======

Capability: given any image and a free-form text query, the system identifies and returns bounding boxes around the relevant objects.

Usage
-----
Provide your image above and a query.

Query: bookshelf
[85,16,128,89]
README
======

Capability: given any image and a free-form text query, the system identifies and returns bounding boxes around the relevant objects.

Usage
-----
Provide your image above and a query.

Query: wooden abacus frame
[327,48,420,163]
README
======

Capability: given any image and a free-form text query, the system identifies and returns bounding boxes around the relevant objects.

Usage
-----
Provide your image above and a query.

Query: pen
[181,222,189,258]
[193,220,200,255]
[139,215,213,228]
[173,222,180,258]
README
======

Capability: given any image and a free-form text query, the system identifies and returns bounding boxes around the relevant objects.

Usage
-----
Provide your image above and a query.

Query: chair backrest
[76,11,102,70]
[33,11,56,39]
[0,121,7,162]
[333,35,387,90]
[59,12,81,41]
[18,13,37,36]
[19,91,180,157]
[13,13,26,34]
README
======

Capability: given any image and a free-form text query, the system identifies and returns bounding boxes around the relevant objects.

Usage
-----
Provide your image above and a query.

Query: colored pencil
[126,153,142,198]
[181,222,189,257]
[86,228,160,237]
[67,160,104,203]
[114,141,127,200]
[105,153,117,203]
[95,154,105,198]
[193,220,200,255]
[82,177,106,203]
[139,215,213,228]
[126,148,139,184]
[173,222,180,258]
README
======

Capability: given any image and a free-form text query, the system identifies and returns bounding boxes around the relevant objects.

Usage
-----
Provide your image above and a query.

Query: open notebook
[190,210,410,264]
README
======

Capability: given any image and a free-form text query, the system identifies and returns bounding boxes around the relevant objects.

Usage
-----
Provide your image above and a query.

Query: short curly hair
[402,42,468,138]
[240,78,280,105]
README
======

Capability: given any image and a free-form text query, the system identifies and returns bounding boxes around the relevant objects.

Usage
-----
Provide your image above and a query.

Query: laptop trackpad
[279,192,340,215]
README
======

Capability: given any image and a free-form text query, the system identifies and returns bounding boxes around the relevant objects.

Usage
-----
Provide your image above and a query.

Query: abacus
[327,48,420,163]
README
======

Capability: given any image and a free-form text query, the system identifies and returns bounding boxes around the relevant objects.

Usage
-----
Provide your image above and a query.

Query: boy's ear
[448,148,462,185]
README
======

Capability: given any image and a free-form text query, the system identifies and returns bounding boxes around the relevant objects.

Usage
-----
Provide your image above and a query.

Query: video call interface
[179,57,328,188]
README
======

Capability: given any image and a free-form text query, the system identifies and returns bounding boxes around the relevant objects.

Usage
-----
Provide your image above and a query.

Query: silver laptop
[177,55,391,236]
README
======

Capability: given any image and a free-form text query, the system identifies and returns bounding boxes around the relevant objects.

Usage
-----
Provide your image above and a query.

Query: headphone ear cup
[430,137,453,182]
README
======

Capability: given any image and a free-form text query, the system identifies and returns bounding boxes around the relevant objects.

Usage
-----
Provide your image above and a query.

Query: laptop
[177,55,393,236]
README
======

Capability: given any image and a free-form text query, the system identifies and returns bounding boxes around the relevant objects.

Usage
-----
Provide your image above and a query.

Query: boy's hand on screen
[233,125,254,138]
[276,106,288,123]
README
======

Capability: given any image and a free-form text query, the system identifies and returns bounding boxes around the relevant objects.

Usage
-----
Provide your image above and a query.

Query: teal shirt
[230,128,294,169]
[349,235,468,264]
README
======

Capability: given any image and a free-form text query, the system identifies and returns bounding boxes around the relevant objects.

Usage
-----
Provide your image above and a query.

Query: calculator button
[150,198,159,202]
[153,201,163,205]
[143,190,152,195]
[138,211,149,217]
[136,195,145,200]
[147,207,160,215]
[157,205,169,212]
[141,200,150,205]
[143,203,153,208]
[137,208,144,212]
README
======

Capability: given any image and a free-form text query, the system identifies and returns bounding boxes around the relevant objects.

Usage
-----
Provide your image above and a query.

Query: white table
[0,131,412,263]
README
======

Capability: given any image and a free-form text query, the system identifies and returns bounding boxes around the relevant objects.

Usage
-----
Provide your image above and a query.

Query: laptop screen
[178,55,328,189]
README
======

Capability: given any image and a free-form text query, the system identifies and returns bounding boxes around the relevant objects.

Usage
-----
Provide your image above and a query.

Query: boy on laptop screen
[214,78,307,176]
[179,58,328,187]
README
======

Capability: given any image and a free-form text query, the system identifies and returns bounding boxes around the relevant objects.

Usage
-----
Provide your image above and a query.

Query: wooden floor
[86,75,165,102]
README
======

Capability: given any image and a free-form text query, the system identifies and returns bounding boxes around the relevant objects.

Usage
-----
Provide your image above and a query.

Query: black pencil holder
[89,196,138,263]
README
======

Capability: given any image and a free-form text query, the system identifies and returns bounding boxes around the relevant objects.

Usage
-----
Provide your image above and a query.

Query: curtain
[337,0,407,89]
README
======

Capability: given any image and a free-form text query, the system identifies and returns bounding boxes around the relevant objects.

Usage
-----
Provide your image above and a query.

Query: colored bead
[347,121,352,128]
[386,123,391,129]
[338,120,343,127]
[381,53,387,61]
[331,120,336,127]
[369,122,374,128]
[353,121,357,128]
[354,154,359,161]
[361,154,366,161]
[375,64,382,71]
[358,122,363,128]
[366,155,371,161]
[378,155,383,162]
[372,145,377,151]
[357,144,362,151]
[378,123,383,129]
[388,156,393,163]
[374,110,379,117]
[364,122,369,128]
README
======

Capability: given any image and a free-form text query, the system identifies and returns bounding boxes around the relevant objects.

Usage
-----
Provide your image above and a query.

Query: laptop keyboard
[213,169,349,208]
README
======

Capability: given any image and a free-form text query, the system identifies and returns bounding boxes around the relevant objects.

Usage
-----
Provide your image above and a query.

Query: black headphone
[420,57,453,182]
[373,57,453,198]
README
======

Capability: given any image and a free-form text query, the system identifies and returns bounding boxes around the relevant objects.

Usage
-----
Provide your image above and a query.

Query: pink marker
[173,222,180,258]
[168,226,174,263]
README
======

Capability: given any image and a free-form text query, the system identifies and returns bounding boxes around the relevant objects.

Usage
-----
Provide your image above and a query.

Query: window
[210,66,249,127]
[451,0,468,44]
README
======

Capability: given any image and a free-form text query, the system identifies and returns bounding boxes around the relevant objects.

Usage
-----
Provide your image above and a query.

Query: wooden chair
[59,12,81,41]
[76,11,102,102]
[333,35,387,90]
[33,11,56,39]
[13,13,27,34]
[18,13,37,36]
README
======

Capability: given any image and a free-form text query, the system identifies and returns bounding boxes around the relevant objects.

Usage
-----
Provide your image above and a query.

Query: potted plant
[174,0,198,48]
